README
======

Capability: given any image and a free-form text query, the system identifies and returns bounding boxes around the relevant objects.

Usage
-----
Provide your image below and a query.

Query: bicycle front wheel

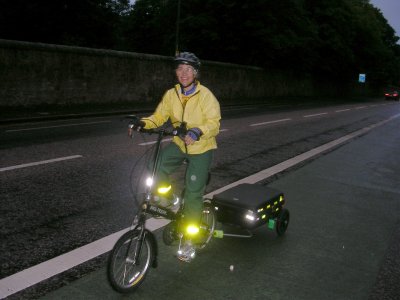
[107,229,154,293]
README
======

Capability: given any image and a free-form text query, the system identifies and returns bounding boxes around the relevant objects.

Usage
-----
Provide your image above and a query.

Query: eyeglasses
[176,66,196,74]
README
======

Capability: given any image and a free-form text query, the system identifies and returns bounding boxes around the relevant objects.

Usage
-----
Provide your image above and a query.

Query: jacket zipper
[175,86,200,154]
[175,87,188,154]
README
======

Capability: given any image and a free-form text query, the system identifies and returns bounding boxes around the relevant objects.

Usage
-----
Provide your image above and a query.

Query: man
[130,52,221,262]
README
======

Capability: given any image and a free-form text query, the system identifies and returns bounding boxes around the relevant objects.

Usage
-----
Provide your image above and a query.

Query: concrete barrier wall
[0,39,348,108]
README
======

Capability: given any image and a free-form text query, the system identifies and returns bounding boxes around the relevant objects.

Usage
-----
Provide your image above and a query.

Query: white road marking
[335,109,351,113]
[303,112,328,118]
[1,113,399,298]
[250,118,291,127]
[206,113,400,197]
[5,121,111,132]
[0,155,83,172]
[0,218,170,299]
[139,138,172,146]
[355,106,367,109]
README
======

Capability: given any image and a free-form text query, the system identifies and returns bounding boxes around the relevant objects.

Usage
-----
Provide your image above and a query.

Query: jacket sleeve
[141,91,171,129]
[198,90,221,139]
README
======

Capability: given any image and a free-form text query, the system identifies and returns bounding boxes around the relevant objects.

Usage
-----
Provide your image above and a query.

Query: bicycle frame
[108,118,217,293]
[127,126,182,264]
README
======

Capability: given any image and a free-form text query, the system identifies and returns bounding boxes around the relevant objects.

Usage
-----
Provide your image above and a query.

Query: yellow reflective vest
[142,82,221,154]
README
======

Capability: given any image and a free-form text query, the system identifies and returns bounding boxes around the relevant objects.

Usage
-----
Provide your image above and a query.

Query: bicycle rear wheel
[108,229,154,293]
[196,199,216,249]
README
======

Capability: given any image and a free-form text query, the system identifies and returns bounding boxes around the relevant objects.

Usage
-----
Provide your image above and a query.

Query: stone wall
[0,39,354,108]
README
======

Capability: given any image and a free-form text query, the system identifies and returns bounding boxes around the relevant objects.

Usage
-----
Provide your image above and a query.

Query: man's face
[176,64,196,88]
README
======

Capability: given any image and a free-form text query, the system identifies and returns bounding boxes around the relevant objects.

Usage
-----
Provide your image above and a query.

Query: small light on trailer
[245,214,255,221]
[245,210,256,221]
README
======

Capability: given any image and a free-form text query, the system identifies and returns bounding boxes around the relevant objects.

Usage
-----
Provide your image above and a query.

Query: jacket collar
[175,80,201,96]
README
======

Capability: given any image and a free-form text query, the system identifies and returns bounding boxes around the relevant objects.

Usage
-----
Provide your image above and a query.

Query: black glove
[128,116,145,137]
[173,122,187,138]
[128,119,145,131]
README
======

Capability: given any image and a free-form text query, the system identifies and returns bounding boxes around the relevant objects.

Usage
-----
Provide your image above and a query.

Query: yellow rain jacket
[142,82,221,154]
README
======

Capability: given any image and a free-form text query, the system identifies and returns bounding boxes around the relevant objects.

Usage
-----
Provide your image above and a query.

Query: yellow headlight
[157,185,172,194]
[186,224,200,235]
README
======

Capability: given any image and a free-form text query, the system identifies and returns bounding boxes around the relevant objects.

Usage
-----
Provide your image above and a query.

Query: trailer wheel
[276,209,290,236]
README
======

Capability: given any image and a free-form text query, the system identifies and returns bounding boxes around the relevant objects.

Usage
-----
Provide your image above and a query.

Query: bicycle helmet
[174,52,201,71]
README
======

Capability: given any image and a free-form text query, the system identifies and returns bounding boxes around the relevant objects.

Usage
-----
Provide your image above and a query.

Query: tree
[0,0,129,48]
[119,0,400,87]
[1,0,399,88]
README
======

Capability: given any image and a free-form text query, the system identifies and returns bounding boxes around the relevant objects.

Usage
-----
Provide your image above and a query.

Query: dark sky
[370,0,400,38]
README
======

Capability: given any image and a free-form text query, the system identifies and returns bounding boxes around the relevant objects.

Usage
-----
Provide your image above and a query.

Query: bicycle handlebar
[138,127,178,137]
[126,115,186,137]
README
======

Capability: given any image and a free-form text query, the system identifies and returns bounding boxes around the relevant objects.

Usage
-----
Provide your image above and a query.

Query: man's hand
[128,120,145,137]
[184,128,202,145]
[184,135,196,145]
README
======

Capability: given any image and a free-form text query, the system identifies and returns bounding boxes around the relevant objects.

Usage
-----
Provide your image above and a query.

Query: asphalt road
[1,99,399,299]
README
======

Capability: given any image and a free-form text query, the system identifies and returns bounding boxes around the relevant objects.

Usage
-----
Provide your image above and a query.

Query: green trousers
[155,142,213,225]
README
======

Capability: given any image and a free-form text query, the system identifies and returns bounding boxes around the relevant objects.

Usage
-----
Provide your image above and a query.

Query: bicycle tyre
[196,200,216,249]
[108,229,154,293]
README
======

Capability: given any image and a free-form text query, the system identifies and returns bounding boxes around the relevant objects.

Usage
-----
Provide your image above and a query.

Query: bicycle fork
[123,227,146,266]
[122,207,148,263]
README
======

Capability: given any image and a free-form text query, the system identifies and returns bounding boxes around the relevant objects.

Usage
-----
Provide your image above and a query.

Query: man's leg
[183,150,213,229]
[155,143,185,191]
[176,150,213,262]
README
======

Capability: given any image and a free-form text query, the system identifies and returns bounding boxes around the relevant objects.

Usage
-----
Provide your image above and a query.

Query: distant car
[385,90,399,100]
